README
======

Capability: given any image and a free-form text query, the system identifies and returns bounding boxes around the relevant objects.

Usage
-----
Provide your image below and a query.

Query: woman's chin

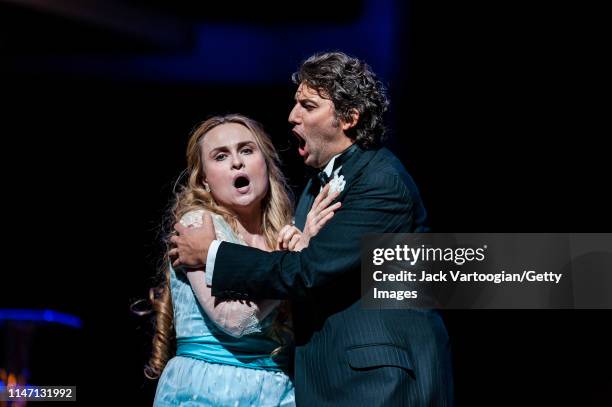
[217,188,266,214]
[228,195,261,211]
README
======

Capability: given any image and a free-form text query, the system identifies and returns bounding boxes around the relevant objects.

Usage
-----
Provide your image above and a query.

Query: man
[171,52,453,406]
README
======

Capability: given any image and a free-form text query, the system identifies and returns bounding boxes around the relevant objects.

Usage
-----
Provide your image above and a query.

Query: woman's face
[200,123,269,214]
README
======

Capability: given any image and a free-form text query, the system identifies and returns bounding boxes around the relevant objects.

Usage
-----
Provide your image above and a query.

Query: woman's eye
[241,148,253,155]
[214,153,227,161]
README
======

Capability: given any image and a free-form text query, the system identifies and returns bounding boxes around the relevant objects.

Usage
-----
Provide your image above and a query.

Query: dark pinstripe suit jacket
[212,146,454,406]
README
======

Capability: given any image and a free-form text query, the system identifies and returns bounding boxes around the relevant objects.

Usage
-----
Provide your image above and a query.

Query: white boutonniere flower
[329,174,346,193]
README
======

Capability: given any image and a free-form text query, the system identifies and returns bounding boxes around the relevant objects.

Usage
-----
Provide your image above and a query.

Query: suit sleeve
[211,172,422,301]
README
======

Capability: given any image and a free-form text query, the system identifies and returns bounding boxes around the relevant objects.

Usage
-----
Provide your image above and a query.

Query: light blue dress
[154,213,295,406]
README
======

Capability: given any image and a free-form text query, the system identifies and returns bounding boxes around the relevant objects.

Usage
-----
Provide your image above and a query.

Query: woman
[148,114,340,406]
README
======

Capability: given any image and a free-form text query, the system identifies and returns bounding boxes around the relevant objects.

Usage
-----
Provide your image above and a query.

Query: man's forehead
[295,83,329,100]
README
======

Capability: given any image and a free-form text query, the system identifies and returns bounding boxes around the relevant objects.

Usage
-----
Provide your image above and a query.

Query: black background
[2,1,609,405]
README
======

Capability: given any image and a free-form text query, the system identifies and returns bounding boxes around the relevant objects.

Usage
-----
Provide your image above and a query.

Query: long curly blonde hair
[144,114,294,379]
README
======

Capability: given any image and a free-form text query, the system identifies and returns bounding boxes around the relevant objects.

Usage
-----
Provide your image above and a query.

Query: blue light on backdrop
[0,309,82,329]
[22,0,397,84]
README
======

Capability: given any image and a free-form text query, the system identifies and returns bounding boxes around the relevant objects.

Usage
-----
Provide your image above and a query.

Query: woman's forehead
[201,123,255,151]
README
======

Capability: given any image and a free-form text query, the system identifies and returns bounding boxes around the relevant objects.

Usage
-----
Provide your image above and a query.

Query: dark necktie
[316,171,331,187]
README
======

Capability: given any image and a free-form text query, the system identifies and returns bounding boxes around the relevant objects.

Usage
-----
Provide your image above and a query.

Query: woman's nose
[231,153,244,169]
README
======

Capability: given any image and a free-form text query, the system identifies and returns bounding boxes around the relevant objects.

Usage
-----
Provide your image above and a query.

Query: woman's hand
[303,183,341,245]
[277,183,342,251]
[277,224,305,251]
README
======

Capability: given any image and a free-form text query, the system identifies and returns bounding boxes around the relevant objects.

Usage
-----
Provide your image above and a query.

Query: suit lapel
[294,147,378,230]
[335,146,378,202]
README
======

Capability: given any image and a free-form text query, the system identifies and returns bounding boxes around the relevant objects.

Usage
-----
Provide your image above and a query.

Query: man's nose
[288,104,301,125]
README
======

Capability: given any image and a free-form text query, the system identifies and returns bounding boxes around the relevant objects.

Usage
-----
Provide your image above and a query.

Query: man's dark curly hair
[292,51,389,149]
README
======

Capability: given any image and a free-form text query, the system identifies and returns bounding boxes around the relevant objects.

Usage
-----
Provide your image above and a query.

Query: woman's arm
[179,210,279,337]
[186,270,279,337]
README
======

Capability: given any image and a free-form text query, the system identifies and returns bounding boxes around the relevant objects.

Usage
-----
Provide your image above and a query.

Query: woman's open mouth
[233,174,251,193]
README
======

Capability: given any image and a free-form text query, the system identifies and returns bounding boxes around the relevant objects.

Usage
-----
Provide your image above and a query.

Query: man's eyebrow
[295,95,318,104]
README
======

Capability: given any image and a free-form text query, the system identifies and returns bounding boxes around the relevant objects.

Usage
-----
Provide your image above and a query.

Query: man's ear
[341,108,360,131]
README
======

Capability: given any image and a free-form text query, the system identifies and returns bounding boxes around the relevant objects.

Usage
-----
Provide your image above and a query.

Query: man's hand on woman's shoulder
[169,211,216,268]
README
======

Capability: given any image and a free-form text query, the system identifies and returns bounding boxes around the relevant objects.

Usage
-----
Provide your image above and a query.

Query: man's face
[288,82,351,169]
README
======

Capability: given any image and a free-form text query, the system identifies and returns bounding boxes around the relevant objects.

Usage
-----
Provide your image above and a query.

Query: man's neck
[319,141,355,171]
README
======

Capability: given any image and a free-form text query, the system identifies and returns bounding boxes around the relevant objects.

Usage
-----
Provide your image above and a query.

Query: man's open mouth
[292,130,306,149]
[293,130,307,157]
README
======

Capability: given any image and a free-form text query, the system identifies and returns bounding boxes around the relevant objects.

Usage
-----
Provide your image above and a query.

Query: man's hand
[169,211,216,269]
